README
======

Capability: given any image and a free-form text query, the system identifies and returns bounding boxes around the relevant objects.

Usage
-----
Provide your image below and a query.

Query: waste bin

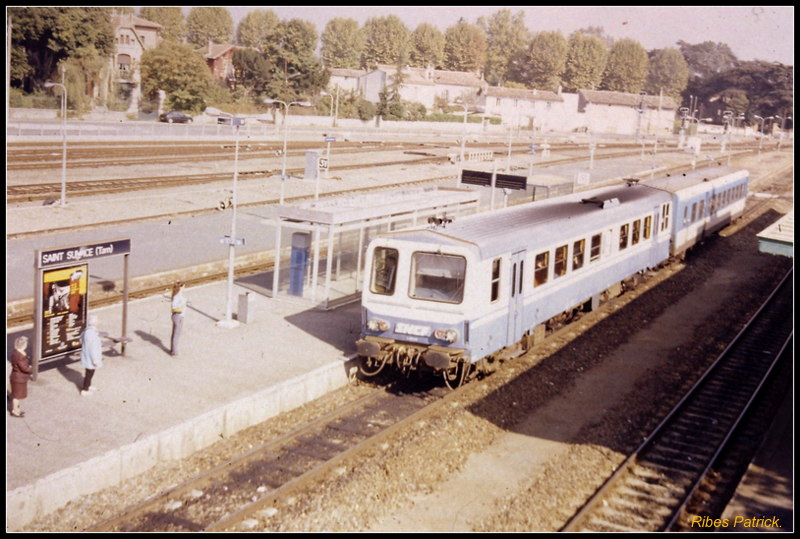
[237,292,253,324]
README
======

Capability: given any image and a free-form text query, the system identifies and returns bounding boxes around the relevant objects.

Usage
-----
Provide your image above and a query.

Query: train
[355,166,749,388]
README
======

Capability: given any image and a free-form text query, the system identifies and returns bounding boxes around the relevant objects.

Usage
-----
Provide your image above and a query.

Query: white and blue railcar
[356,166,749,387]
[643,166,748,256]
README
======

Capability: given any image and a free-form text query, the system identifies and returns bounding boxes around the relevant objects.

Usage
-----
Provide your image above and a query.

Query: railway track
[561,269,793,532]
[5,149,773,327]
[6,140,444,171]
[6,145,685,203]
[87,378,456,532]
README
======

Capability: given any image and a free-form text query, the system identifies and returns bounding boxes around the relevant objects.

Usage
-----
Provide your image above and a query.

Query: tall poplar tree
[360,15,411,68]
[410,23,445,68]
[516,31,567,91]
[139,6,185,43]
[478,9,529,86]
[186,6,233,48]
[236,9,279,52]
[601,38,649,93]
[646,48,689,100]
[321,17,363,69]
[443,20,487,72]
[562,32,608,92]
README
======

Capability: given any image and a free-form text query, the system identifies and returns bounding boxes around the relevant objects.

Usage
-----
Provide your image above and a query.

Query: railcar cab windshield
[369,246,466,304]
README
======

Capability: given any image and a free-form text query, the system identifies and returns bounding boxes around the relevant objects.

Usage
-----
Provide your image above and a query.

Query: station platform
[6,281,360,530]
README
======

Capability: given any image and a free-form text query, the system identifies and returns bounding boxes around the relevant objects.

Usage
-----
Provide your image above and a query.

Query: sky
[214,5,795,66]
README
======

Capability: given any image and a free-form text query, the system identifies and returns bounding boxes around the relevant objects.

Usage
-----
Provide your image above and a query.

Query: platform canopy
[261,186,481,309]
[757,210,793,258]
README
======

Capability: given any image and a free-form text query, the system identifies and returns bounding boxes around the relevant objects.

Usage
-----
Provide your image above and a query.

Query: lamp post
[774,114,791,152]
[263,98,312,204]
[44,66,67,206]
[753,115,772,160]
[204,107,243,328]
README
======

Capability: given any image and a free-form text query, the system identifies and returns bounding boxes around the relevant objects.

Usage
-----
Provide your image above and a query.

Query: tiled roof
[485,86,563,102]
[329,68,366,78]
[197,42,236,59]
[579,89,678,110]
[112,13,162,30]
[433,70,484,87]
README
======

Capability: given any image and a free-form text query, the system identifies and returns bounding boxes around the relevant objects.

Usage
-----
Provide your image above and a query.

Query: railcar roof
[642,166,747,194]
[382,182,671,259]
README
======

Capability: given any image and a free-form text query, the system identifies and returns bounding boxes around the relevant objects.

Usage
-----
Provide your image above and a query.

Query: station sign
[38,238,131,269]
[324,136,336,142]
[318,157,329,169]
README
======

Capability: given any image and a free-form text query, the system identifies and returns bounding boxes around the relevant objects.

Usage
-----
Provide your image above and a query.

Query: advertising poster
[41,264,88,359]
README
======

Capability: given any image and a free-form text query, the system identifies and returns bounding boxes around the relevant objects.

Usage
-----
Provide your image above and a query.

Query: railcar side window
[683,206,689,225]
[590,234,602,262]
[554,245,568,278]
[572,239,585,271]
[699,200,705,219]
[661,204,670,231]
[644,216,652,239]
[491,258,501,302]
[691,202,697,223]
[370,247,398,295]
[409,252,466,304]
[534,252,549,287]
[619,224,629,250]
[632,219,641,245]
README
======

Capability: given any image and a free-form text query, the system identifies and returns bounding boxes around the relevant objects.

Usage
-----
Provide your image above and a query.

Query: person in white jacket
[80,314,103,396]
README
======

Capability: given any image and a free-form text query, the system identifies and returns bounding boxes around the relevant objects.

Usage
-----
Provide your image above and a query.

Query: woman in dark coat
[10,336,32,417]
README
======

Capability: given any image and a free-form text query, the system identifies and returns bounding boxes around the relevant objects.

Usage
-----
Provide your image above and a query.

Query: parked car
[159,111,193,124]
[217,116,246,126]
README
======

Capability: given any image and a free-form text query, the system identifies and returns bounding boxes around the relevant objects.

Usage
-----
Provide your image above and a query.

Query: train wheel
[359,355,388,377]
[443,360,469,390]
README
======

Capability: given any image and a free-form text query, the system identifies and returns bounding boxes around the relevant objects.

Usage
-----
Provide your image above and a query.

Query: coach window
[534,251,549,287]
[370,247,398,295]
[590,233,602,262]
[691,202,698,223]
[572,239,585,271]
[643,215,652,239]
[683,206,689,225]
[554,245,568,278]
[661,204,670,231]
[632,219,641,245]
[619,223,629,250]
[409,252,466,303]
[490,258,501,302]
[699,200,705,219]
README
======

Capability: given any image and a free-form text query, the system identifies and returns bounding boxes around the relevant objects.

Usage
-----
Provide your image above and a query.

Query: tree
[139,6,185,43]
[410,23,445,68]
[236,9,279,52]
[140,42,214,113]
[478,9,529,86]
[516,31,568,91]
[321,18,363,69]
[646,48,689,100]
[677,40,738,80]
[232,48,272,97]
[443,20,487,72]
[601,38,649,93]
[9,7,114,95]
[562,31,608,92]
[360,15,411,68]
[263,18,328,102]
[186,6,233,48]
[695,61,792,120]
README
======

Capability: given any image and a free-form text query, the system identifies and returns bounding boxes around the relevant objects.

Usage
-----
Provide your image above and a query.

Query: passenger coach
[356,166,749,387]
